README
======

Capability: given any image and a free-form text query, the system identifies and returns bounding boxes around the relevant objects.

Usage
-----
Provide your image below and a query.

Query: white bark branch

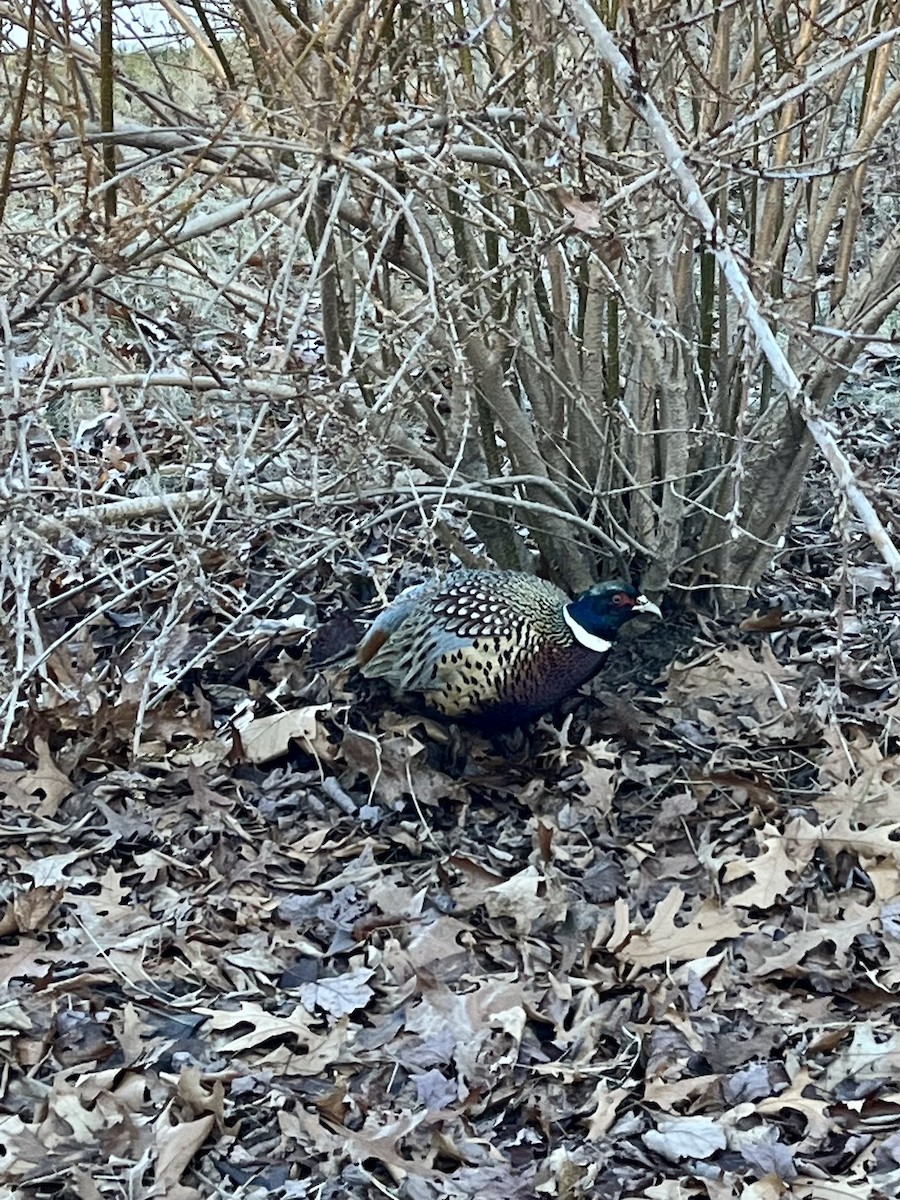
[565,0,900,586]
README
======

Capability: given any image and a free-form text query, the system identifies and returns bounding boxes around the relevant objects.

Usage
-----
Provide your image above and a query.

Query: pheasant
[356,569,661,729]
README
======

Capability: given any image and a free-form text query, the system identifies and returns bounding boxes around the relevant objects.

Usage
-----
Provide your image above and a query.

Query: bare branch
[565,0,900,586]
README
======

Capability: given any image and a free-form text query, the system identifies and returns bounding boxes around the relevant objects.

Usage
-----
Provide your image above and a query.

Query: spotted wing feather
[358,570,579,717]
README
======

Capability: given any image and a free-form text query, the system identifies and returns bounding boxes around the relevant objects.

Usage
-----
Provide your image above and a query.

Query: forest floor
[2,372,900,1200]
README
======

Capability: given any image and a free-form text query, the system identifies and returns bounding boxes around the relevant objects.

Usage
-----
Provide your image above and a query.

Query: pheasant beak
[634,594,662,619]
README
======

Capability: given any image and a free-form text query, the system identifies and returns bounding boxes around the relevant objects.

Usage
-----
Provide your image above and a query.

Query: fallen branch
[0,372,303,402]
[565,0,900,586]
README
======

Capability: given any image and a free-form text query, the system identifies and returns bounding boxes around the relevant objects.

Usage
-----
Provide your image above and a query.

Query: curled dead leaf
[234,704,335,764]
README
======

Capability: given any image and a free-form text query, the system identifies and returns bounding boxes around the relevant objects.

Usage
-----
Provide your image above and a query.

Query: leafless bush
[3,0,900,609]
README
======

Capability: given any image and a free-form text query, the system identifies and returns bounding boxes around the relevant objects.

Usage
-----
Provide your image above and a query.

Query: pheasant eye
[613,593,628,605]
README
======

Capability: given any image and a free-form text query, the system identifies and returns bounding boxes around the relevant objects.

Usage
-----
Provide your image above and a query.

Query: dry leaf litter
[2,351,900,1200]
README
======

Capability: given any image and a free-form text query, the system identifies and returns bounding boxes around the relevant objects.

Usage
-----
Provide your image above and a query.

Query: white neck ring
[563,606,612,654]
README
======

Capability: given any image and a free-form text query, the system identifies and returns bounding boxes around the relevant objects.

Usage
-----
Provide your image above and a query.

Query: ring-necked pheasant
[356,569,661,729]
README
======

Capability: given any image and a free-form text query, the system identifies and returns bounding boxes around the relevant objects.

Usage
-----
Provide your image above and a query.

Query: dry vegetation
[2,1,900,1197]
